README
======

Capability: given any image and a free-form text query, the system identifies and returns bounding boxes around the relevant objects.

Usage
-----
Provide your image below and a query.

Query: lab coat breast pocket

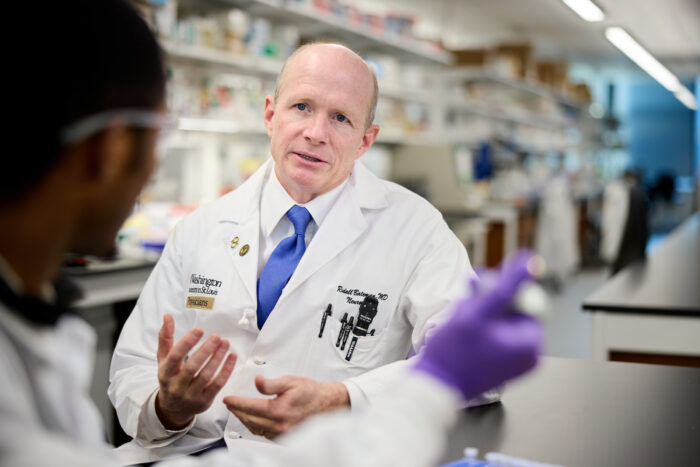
[308,314,386,380]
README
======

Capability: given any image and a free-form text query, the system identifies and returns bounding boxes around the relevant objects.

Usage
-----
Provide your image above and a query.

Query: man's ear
[263,95,275,138]
[80,122,132,183]
[355,123,380,160]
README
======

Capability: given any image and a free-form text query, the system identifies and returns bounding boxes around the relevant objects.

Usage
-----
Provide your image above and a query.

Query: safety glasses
[59,109,178,147]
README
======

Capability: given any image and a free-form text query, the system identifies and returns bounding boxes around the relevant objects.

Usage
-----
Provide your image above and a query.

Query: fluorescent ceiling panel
[605,27,697,110]
[561,0,605,22]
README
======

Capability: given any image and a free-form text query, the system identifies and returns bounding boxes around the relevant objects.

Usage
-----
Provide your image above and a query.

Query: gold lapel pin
[230,236,239,249]
[239,244,250,256]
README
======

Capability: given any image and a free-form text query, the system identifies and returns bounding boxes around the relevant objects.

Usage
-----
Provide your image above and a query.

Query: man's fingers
[157,314,175,363]
[229,409,279,436]
[160,327,204,377]
[192,339,230,386]
[203,353,237,399]
[223,395,276,419]
[254,374,291,396]
[179,334,221,380]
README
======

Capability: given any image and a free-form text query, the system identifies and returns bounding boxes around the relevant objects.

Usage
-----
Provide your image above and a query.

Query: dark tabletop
[582,213,700,316]
[442,357,700,467]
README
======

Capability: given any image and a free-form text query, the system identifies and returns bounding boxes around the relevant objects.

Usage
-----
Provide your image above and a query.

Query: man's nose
[302,114,329,144]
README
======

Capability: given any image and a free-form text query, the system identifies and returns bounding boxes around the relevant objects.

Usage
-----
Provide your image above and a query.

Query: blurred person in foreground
[110,19,502,467]
[0,1,541,465]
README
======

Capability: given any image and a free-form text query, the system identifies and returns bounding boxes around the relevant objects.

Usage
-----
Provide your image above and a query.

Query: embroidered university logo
[188,273,222,296]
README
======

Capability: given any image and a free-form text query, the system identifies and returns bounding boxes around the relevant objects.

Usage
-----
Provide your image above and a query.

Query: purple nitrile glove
[412,250,542,401]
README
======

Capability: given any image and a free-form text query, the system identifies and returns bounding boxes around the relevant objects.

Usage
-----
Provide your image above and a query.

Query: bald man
[110,43,495,463]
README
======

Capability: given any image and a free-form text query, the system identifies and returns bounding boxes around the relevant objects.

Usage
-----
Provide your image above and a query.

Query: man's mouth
[294,152,323,163]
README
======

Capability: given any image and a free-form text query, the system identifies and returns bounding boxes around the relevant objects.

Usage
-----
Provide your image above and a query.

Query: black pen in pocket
[318,304,332,338]
[345,336,358,361]
[336,312,348,347]
[340,316,354,351]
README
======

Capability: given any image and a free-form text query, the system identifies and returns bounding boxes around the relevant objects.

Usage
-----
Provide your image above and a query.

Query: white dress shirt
[258,165,348,276]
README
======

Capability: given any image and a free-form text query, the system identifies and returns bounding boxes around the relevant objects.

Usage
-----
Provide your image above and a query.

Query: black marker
[341,316,354,350]
[345,336,358,361]
[318,304,332,338]
[336,312,348,347]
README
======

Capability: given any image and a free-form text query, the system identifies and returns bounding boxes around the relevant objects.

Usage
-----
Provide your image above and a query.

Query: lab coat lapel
[222,214,259,304]
[278,162,388,302]
[218,160,270,304]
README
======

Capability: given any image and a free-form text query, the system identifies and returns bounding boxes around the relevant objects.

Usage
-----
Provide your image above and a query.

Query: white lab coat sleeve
[0,408,121,467]
[108,221,194,446]
[161,371,460,467]
[342,215,499,408]
[342,379,370,410]
[0,316,120,467]
[136,387,195,443]
[0,421,122,467]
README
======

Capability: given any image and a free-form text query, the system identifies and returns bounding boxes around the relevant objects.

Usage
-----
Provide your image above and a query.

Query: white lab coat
[0,302,460,467]
[534,175,579,281]
[600,180,629,263]
[109,159,485,463]
[0,305,119,466]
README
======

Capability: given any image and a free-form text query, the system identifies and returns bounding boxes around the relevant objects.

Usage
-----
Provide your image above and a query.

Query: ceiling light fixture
[674,87,698,111]
[560,0,605,22]
[605,27,697,110]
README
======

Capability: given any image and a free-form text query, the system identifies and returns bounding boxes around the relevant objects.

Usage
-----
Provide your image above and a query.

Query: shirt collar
[260,162,349,237]
[0,253,81,327]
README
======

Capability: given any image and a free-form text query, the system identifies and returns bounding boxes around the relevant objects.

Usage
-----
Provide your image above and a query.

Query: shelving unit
[221,0,452,65]
[177,116,267,134]
[150,0,602,211]
[163,40,282,76]
[442,68,583,110]
[444,96,569,129]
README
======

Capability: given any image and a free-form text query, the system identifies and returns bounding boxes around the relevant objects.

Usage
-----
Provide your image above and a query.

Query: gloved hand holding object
[413,250,543,401]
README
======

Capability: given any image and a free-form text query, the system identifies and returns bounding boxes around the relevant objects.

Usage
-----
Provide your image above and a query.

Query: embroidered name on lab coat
[336,285,388,305]
[186,295,216,310]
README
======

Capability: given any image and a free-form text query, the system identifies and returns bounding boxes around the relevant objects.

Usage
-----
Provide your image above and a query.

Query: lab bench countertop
[63,257,155,308]
[583,212,700,316]
[443,356,700,467]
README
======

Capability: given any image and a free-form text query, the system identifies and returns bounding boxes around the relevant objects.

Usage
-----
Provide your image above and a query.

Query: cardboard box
[450,48,494,67]
[495,42,533,79]
[573,83,592,103]
[536,60,569,90]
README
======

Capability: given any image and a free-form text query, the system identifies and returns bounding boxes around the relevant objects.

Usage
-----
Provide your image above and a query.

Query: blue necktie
[256,206,312,328]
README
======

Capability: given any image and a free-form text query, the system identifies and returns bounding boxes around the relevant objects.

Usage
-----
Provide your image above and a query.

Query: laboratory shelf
[176,117,435,145]
[445,97,572,130]
[375,131,448,146]
[379,85,434,105]
[443,68,583,110]
[163,41,434,106]
[223,0,452,65]
[162,40,283,77]
[177,116,268,135]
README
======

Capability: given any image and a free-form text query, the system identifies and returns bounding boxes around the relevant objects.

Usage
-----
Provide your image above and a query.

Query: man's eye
[335,114,348,123]
[295,103,307,111]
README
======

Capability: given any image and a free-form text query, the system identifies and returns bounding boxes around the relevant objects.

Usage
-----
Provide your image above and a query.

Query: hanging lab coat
[0,301,461,467]
[534,174,579,281]
[600,180,629,263]
[109,159,486,463]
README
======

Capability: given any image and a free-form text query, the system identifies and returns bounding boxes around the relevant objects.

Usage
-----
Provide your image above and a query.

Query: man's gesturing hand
[155,314,237,430]
[223,375,349,439]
